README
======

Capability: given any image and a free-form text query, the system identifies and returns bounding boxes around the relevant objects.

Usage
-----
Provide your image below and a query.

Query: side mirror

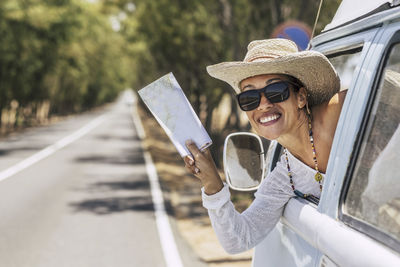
[223,132,270,191]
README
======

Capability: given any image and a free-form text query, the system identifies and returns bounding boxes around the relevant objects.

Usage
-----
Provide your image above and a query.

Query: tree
[121,0,340,165]
[0,0,132,130]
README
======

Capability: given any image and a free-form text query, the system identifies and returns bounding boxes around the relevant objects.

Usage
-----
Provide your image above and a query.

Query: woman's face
[239,74,306,140]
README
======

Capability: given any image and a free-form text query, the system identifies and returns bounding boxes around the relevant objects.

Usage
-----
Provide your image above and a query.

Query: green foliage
[128,0,341,106]
[124,0,341,165]
[0,0,341,145]
[0,0,130,123]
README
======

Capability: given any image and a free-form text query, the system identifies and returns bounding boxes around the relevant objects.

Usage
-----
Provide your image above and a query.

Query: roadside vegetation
[0,0,340,165]
[0,0,130,134]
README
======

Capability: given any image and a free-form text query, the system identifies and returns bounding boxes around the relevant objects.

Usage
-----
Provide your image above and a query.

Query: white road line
[0,114,108,182]
[131,91,184,267]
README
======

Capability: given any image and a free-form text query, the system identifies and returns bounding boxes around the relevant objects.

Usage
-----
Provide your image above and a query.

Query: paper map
[138,73,212,157]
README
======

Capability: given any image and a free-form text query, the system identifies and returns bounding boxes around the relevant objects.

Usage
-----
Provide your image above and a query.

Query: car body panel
[250,3,400,266]
[252,220,318,267]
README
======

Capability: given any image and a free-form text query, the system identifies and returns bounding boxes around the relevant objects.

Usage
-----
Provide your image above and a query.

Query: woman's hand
[184,140,224,195]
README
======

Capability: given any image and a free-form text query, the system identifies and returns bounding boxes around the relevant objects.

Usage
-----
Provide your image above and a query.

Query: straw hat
[206,38,340,106]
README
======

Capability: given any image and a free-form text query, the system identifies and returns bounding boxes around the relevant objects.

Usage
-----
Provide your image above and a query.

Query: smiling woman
[238,74,307,142]
[182,38,346,254]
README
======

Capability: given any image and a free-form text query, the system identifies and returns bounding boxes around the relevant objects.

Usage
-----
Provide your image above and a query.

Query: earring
[306,103,311,115]
[305,103,312,120]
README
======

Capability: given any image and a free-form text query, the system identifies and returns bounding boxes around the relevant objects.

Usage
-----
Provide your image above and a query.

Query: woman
[183,38,346,253]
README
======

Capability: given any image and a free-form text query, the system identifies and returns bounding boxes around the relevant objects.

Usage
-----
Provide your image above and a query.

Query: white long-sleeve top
[202,150,323,254]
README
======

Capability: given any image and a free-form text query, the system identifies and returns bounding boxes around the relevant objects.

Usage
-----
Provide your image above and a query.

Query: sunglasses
[236,80,301,111]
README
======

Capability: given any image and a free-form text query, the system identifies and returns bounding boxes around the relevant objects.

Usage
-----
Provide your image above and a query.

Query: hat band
[247,55,278,62]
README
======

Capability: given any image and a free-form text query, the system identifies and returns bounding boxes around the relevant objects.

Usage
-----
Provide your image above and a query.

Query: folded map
[138,73,212,157]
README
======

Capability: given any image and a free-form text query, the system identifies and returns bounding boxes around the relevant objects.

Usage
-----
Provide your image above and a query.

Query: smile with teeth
[259,114,281,124]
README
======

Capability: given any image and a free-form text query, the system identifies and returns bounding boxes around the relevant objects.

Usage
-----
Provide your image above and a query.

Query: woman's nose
[257,94,273,110]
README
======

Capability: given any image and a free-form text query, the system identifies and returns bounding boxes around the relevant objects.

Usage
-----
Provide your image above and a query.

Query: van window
[328,47,363,91]
[343,42,400,244]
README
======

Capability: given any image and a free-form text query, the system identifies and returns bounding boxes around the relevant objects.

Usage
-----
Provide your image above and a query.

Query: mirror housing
[223,132,269,191]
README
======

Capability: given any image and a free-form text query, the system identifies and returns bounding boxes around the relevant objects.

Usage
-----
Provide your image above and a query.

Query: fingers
[183,154,199,176]
[184,163,199,175]
[184,140,205,177]
[194,166,200,174]
[185,140,203,160]
[183,155,194,166]
[184,140,216,178]
[203,147,213,161]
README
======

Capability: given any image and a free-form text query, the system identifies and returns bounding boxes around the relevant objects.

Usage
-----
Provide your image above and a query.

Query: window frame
[313,26,379,218]
[326,45,364,91]
[339,31,400,253]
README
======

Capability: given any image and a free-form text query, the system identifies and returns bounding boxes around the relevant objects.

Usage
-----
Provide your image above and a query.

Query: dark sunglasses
[236,80,301,111]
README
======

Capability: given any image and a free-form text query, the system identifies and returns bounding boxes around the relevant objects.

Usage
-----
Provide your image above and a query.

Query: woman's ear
[297,87,308,109]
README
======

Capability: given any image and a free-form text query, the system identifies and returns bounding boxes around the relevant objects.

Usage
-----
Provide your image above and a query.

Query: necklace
[284,113,323,203]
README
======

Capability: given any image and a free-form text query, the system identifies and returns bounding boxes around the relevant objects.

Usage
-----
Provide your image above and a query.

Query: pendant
[314,172,323,182]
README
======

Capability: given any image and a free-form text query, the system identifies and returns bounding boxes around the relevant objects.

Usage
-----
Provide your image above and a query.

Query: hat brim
[206,51,340,106]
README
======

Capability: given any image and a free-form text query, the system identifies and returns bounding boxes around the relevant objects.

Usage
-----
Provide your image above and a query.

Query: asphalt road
[0,91,204,267]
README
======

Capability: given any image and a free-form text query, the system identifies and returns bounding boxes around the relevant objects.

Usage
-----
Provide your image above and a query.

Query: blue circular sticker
[271,21,312,51]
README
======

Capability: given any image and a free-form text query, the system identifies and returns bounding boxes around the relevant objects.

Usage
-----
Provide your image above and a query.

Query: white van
[223,1,400,266]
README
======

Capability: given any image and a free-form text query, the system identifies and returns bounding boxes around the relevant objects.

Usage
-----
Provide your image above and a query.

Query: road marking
[131,91,184,267]
[0,114,108,182]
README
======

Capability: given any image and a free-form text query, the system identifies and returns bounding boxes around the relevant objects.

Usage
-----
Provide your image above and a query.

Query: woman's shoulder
[328,89,347,112]
[315,90,347,117]
[313,90,347,127]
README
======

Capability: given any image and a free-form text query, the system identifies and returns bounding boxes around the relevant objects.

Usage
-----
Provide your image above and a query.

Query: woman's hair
[285,74,304,93]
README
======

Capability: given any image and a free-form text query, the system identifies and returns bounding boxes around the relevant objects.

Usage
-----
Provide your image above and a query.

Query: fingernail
[186,140,193,145]
[195,167,200,174]
[188,156,194,165]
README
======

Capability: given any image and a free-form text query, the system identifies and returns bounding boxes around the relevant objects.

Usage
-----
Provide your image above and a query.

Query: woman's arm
[184,142,292,254]
[317,89,347,124]
[331,89,347,113]
[203,178,291,254]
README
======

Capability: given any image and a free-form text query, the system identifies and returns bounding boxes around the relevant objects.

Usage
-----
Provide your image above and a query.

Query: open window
[341,34,400,252]
[327,45,363,91]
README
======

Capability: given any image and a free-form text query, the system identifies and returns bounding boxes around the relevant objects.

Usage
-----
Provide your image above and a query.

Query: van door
[336,22,400,261]
[313,21,400,266]
[251,27,376,267]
